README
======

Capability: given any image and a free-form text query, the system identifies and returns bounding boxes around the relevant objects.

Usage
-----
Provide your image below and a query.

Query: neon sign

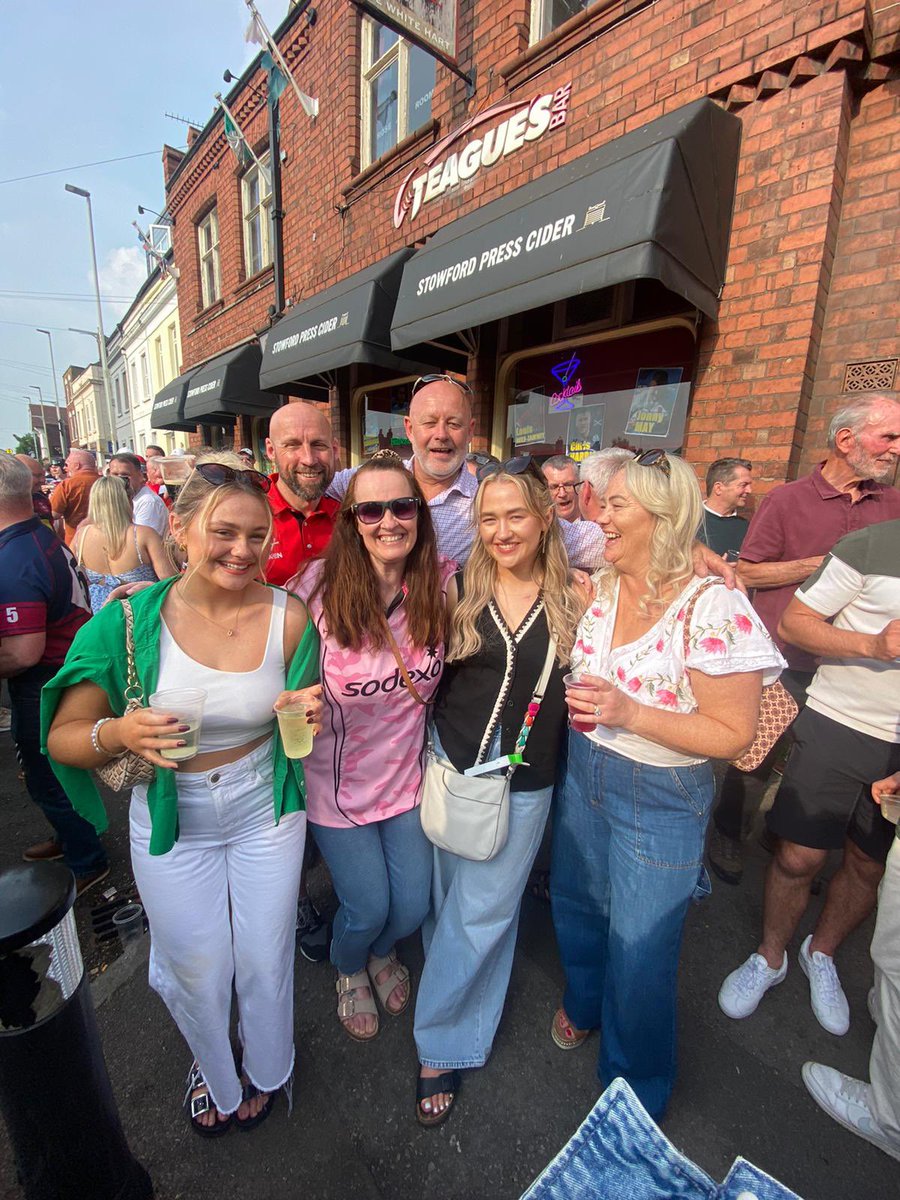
[549,353,583,411]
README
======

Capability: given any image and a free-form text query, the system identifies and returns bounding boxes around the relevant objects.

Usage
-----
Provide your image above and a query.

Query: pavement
[0,736,895,1200]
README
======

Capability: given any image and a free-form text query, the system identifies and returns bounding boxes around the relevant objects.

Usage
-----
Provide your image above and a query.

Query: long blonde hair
[83,475,133,560]
[450,470,583,665]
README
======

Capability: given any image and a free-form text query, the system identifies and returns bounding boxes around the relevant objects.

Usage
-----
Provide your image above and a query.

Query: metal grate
[842,359,897,392]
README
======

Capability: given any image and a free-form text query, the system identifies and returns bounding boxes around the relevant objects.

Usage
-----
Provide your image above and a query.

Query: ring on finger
[594,704,602,716]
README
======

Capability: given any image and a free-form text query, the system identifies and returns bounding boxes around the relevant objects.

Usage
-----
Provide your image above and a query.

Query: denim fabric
[10,665,107,878]
[310,805,433,975]
[521,1078,801,1200]
[551,732,713,1118]
[414,728,553,1069]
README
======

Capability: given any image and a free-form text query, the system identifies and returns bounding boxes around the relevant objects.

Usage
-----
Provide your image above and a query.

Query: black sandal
[184,1062,232,1138]
[234,1081,276,1132]
[416,1070,460,1128]
[528,869,551,904]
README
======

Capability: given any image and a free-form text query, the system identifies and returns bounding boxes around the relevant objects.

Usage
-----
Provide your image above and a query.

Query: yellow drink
[160,721,200,761]
[277,709,314,759]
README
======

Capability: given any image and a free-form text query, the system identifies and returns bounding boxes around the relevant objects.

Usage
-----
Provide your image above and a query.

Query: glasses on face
[634,449,671,478]
[547,481,579,494]
[194,463,272,493]
[476,455,547,486]
[412,373,474,397]
[352,497,421,525]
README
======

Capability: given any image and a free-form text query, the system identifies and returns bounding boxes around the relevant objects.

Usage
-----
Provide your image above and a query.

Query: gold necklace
[175,584,247,637]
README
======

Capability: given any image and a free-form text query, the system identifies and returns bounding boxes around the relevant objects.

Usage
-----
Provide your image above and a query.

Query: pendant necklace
[175,584,246,637]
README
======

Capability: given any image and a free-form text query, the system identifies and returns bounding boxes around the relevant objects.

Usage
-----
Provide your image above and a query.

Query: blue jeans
[550,732,713,1118]
[521,1077,801,1200]
[10,665,107,878]
[310,805,433,975]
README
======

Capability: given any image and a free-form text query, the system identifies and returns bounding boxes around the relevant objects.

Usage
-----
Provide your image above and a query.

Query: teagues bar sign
[393,85,572,228]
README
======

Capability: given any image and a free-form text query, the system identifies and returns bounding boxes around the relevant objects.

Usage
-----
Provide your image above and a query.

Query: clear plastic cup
[275,699,314,760]
[563,671,597,731]
[879,794,900,825]
[149,688,207,762]
[112,903,145,944]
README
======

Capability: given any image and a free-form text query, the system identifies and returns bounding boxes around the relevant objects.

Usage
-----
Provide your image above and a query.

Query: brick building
[154,0,899,490]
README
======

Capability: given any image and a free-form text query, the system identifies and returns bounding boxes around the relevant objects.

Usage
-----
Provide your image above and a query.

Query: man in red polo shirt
[264,402,340,586]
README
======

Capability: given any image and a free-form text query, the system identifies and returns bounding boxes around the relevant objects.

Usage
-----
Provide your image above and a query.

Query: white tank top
[157,588,287,752]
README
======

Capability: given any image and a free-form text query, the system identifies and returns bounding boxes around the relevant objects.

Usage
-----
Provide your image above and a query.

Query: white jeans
[870,835,900,1139]
[130,738,305,1115]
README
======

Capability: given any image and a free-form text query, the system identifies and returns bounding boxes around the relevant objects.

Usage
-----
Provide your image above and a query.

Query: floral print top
[571,573,786,766]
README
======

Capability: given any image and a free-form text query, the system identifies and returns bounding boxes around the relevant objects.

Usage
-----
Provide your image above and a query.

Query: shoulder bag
[94,599,156,792]
[682,580,798,773]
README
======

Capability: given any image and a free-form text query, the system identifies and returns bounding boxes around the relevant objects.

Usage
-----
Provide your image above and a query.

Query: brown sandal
[551,1007,590,1050]
[367,949,411,1016]
[336,971,379,1041]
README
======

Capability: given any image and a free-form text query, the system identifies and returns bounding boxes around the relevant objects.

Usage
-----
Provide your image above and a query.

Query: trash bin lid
[0,863,75,953]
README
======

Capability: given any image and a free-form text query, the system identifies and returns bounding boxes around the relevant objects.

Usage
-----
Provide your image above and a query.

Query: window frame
[197,207,221,309]
[360,17,434,170]
[529,0,595,43]
[167,323,180,377]
[241,151,273,278]
[140,353,151,403]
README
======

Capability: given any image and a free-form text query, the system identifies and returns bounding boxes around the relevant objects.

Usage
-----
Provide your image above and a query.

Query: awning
[150,371,195,432]
[259,248,434,393]
[391,98,740,350]
[183,343,275,424]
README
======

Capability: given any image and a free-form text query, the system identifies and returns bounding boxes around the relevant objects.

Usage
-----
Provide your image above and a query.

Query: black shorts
[766,707,899,864]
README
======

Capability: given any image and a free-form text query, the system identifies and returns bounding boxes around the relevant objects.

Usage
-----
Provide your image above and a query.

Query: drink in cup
[149,688,207,761]
[880,793,900,825]
[275,699,314,760]
[563,671,597,731]
[156,455,194,503]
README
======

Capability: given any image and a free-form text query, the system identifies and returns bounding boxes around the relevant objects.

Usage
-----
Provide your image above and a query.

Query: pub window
[241,152,272,277]
[360,18,435,169]
[530,0,597,42]
[198,207,221,308]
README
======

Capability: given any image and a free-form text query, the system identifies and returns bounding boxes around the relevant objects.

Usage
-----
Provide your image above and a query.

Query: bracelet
[90,717,115,757]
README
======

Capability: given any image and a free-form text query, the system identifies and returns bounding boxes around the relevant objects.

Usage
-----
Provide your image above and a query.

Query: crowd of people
[0,380,897,1164]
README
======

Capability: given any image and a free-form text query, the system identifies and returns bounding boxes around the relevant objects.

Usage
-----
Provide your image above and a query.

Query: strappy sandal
[183,1061,232,1138]
[551,1007,590,1051]
[336,970,379,1041]
[367,949,411,1016]
[234,1080,276,1132]
[416,1070,460,1128]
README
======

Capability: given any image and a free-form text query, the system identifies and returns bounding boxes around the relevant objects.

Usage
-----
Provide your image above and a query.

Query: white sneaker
[799,935,850,1035]
[718,951,788,1019]
[802,1062,900,1162]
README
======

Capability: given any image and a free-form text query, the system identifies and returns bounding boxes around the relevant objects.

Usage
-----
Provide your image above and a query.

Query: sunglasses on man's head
[194,463,272,493]
[351,497,421,525]
[634,449,671,478]
[412,373,474,397]
[476,455,547,486]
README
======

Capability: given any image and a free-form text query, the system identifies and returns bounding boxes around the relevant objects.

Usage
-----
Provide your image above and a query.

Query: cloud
[96,245,147,313]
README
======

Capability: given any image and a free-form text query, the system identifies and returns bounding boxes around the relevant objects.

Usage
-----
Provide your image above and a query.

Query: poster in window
[624,368,682,438]
[512,391,546,447]
[355,1,458,60]
[567,403,605,462]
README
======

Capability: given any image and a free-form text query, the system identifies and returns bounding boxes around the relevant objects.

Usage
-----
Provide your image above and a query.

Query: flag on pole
[260,51,289,105]
[244,0,318,119]
[132,222,180,280]
[214,92,271,190]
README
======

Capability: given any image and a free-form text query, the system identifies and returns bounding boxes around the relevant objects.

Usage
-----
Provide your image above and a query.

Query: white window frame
[530,0,595,43]
[121,369,129,412]
[153,336,165,389]
[114,374,122,417]
[168,323,180,377]
[140,353,151,403]
[360,18,433,170]
[198,208,221,308]
[241,152,273,278]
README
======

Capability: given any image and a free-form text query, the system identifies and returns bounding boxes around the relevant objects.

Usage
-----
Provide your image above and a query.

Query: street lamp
[28,385,52,458]
[64,184,114,458]
[35,328,68,453]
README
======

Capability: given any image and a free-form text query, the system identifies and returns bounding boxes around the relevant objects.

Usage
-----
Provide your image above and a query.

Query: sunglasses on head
[194,463,272,493]
[351,497,421,525]
[476,455,547,485]
[412,373,474,397]
[634,449,671,478]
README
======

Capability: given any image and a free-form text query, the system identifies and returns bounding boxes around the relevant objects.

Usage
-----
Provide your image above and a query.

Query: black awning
[183,343,276,424]
[391,98,740,350]
[150,372,195,432]
[259,249,434,393]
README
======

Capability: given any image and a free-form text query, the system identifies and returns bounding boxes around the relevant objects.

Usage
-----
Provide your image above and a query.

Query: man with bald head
[264,401,341,586]
[15,454,54,526]
[50,447,100,546]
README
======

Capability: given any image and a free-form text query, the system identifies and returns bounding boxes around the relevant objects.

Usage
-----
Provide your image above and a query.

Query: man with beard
[107,452,168,537]
[708,393,900,886]
[264,402,340,586]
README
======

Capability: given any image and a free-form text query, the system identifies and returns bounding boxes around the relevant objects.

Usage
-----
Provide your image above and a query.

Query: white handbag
[420,638,557,862]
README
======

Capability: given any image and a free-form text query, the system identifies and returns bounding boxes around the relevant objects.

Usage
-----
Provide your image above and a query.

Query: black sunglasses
[194,463,272,493]
[476,455,547,485]
[351,497,421,525]
[634,449,671,478]
[412,373,474,397]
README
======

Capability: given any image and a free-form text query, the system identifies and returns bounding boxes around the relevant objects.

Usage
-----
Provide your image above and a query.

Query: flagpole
[214,92,271,190]
[244,0,318,120]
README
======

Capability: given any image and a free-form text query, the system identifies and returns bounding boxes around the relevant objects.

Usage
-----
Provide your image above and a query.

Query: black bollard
[0,862,153,1200]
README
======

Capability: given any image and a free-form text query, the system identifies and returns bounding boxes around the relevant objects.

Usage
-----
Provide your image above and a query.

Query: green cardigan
[40,577,320,856]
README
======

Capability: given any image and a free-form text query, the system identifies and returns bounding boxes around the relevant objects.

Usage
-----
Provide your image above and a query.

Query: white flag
[242,0,318,120]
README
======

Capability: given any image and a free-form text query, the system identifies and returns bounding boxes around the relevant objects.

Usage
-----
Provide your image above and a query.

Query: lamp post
[64,185,114,458]
[27,387,51,460]
[36,328,68,454]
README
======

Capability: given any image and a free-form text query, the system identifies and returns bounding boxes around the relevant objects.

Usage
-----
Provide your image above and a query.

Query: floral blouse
[571,572,786,766]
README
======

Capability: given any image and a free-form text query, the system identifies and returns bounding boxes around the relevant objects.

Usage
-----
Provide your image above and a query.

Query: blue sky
[0,0,290,454]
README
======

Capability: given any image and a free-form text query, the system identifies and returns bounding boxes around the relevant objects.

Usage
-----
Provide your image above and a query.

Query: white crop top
[156,588,287,752]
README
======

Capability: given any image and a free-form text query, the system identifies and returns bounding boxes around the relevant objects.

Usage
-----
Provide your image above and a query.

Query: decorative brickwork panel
[842,360,898,392]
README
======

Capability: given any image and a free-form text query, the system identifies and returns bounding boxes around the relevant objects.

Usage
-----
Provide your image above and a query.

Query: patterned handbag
[94,599,155,792]
[682,581,798,773]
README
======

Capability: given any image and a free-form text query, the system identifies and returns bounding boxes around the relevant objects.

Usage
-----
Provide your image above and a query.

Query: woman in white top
[549,450,785,1119]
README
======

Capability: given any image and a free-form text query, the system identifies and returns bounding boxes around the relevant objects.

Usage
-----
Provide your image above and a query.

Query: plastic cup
[275,700,314,760]
[563,672,597,731]
[112,903,144,945]
[156,455,194,486]
[879,794,900,825]
[149,688,207,762]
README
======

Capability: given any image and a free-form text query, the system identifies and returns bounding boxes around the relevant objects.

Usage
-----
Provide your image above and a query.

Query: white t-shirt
[572,572,786,766]
[131,485,169,538]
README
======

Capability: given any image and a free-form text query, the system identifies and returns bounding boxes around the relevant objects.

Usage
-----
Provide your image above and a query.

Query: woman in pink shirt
[289,453,454,1040]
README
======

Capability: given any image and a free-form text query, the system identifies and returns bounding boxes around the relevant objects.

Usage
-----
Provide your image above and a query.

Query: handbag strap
[120,598,145,706]
[680,577,724,661]
[511,635,558,759]
[384,621,427,706]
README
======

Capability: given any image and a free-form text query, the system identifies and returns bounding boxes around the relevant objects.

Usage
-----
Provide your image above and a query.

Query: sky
[0,0,291,455]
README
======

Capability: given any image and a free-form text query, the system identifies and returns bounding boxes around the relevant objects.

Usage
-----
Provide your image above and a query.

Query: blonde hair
[170,450,273,579]
[84,475,133,560]
[600,453,702,615]
[450,470,584,666]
